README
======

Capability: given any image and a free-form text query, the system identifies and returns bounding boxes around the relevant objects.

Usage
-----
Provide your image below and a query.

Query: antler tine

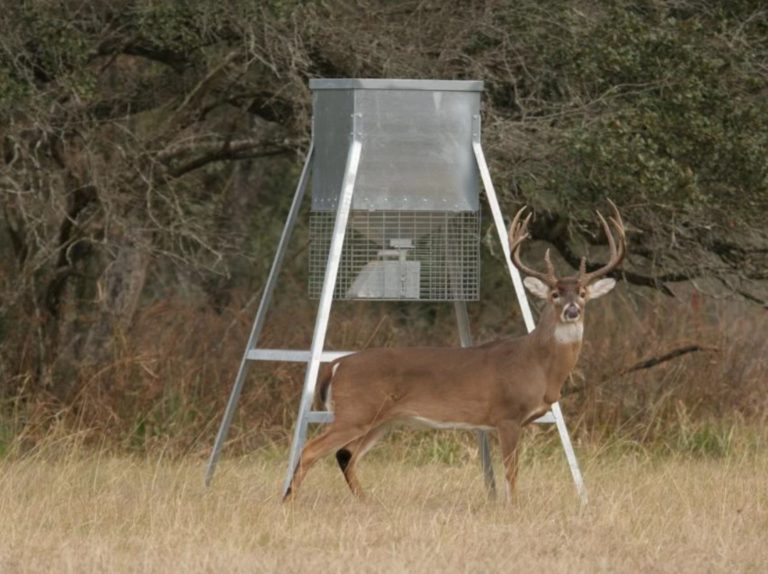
[543,249,557,285]
[596,209,617,260]
[607,198,626,262]
[579,200,627,283]
[507,206,558,286]
[507,206,531,253]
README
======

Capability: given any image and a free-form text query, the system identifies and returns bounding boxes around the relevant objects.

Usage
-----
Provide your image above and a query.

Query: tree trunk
[83,224,150,364]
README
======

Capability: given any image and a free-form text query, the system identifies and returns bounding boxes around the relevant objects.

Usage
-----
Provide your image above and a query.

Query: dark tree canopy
[1,0,767,389]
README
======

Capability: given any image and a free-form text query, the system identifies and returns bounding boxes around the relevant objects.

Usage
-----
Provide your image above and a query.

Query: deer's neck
[530,305,584,401]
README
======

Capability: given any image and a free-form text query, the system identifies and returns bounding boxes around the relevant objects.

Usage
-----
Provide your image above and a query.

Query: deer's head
[508,201,626,326]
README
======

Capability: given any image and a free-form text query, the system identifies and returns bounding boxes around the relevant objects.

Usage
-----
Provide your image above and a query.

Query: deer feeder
[206,79,587,505]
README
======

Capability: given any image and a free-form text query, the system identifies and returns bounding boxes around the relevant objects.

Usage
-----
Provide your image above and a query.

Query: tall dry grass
[3,283,766,572]
[2,276,767,457]
[0,434,766,574]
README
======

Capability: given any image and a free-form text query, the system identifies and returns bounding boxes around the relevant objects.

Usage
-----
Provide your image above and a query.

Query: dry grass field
[1,434,766,574]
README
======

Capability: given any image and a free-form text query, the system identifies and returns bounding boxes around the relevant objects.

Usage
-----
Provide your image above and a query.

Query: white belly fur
[408,416,493,431]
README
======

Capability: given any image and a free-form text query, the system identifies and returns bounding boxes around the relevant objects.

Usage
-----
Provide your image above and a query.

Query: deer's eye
[579,290,586,298]
[552,292,560,300]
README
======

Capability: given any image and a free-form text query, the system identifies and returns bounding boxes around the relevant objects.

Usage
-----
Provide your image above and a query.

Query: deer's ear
[587,278,616,299]
[523,277,550,299]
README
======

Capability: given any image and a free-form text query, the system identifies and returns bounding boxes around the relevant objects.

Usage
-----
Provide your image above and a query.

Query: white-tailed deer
[284,201,626,502]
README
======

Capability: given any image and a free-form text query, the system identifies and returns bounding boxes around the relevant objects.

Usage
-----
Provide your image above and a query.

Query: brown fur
[284,290,594,502]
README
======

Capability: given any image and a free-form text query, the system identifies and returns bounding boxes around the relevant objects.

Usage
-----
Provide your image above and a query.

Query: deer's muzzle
[563,304,580,321]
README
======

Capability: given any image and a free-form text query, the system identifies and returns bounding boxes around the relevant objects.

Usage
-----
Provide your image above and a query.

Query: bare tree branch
[165,140,296,179]
[618,345,720,377]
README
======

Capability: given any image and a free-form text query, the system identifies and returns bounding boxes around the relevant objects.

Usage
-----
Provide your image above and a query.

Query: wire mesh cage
[309,210,481,301]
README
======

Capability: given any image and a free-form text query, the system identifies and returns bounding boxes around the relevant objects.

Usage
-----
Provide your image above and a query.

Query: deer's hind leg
[283,423,368,502]
[335,422,390,499]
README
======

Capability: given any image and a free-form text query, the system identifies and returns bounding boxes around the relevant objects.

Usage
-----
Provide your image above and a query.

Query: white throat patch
[554,322,584,345]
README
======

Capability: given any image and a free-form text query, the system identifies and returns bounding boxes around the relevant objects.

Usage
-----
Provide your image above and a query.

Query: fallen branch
[567,343,719,395]
[616,344,720,377]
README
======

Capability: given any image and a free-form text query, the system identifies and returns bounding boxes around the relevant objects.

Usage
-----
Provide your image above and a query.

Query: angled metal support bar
[282,116,363,498]
[471,118,534,334]
[205,142,315,488]
[471,114,587,505]
[551,401,587,505]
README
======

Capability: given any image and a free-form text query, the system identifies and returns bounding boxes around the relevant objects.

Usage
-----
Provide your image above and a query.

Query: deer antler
[579,199,626,284]
[508,206,557,287]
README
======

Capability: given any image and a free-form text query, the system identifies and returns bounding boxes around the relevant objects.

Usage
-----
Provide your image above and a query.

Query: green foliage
[544,6,768,219]
[404,432,470,467]
[135,1,212,53]
[0,61,30,109]
[673,422,734,458]
[0,3,98,107]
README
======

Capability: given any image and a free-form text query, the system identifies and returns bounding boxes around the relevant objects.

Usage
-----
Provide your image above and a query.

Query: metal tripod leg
[205,142,315,487]
[471,119,535,333]
[471,114,587,503]
[282,118,363,498]
[454,301,496,496]
[551,401,587,505]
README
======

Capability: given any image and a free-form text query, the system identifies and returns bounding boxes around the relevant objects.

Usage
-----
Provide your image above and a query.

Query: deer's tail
[314,362,335,411]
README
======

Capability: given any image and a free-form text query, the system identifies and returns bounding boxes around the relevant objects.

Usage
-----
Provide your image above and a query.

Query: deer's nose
[564,304,580,320]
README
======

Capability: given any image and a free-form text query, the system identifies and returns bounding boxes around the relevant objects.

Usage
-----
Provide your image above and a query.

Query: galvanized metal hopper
[309,79,483,301]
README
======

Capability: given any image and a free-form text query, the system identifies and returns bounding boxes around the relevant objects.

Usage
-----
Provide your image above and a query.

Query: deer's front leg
[496,420,522,503]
